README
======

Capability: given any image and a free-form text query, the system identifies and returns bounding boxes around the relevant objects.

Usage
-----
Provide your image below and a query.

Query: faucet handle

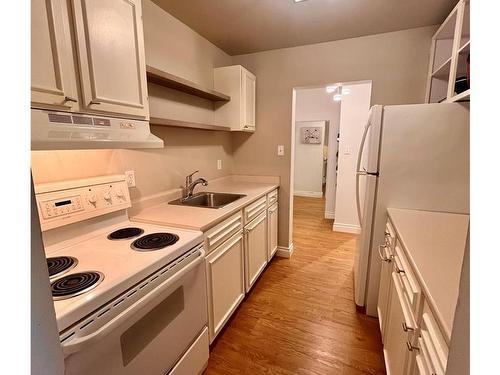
[186,170,199,186]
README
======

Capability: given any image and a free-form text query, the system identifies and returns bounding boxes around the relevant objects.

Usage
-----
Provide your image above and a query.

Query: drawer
[267,189,278,206]
[394,243,422,314]
[244,195,267,223]
[168,326,209,375]
[417,301,448,375]
[392,272,418,334]
[205,211,243,254]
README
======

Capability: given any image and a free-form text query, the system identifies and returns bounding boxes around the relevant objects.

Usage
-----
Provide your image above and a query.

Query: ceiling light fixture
[333,94,342,102]
[342,88,351,95]
[326,85,338,93]
[294,0,308,3]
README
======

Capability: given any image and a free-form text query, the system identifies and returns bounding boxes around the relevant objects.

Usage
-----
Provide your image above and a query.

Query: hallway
[204,196,385,375]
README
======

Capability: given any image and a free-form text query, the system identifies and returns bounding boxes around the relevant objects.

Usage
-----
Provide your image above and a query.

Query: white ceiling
[151,0,457,55]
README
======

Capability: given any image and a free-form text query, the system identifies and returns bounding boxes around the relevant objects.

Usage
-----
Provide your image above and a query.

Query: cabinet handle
[64,96,78,103]
[406,341,420,352]
[402,322,414,332]
[378,245,391,262]
[395,264,405,274]
[89,100,101,105]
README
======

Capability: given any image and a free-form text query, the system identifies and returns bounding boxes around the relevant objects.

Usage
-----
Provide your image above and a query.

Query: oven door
[62,247,207,375]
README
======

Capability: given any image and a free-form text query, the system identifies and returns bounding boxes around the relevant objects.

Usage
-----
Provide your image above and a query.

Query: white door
[384,273,412,375]
[354,105,383,307]
[242,69,256,130]
[267,203,278,261]
[72,0,149,119]
[206,232,245,343]
[31,0,79,111]
[244,211,267,291]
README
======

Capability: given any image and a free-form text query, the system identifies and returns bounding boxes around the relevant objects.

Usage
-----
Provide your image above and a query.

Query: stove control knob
[88,193,98,205]
[103,190,112,201]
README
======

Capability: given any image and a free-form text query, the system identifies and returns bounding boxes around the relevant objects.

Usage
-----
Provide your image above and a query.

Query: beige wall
[231,25,436,247]
[31,0,235,202]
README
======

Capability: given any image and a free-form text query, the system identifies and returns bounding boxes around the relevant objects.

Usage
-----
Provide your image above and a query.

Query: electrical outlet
[278,145,285,156]
[217,159,222,170]
[125,170,136,187]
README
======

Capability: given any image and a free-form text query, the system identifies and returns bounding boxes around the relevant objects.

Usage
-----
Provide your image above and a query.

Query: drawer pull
[378,245,391,262]
[89,100,101,105]
[406,341,420,352]
[64,96,78,103]
[402,322,414,332]
[395,264,405,274]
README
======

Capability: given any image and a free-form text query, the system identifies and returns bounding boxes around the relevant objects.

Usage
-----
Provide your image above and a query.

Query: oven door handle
[61,247,205,356]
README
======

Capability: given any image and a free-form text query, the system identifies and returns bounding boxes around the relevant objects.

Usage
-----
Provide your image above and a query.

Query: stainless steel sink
[169,192,246,209]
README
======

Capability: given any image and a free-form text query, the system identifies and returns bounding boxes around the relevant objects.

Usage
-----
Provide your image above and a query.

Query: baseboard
[276,243,294,259]
[293,190,322,198]
[332,222,361,234]
[324,210,335,219]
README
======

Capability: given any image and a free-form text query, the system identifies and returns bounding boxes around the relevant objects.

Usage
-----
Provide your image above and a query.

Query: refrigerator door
[354,105,383,307]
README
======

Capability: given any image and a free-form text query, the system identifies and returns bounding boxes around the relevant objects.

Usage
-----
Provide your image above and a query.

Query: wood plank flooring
[204,196,386,375]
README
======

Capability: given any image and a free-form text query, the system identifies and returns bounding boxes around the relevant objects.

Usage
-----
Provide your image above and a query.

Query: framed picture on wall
[301,127,322,144]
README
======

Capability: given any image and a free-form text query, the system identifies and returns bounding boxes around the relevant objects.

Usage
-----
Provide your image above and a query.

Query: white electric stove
[35,175,210,375]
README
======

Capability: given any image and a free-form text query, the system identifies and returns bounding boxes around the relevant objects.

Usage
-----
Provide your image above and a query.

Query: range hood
[31,109,164,150]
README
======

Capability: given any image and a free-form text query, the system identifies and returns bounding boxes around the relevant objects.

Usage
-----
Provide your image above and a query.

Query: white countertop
[387,208,469,340]
[131,177,279,232]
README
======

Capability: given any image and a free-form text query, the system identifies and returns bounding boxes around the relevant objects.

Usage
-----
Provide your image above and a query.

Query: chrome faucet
[182,170,208,201]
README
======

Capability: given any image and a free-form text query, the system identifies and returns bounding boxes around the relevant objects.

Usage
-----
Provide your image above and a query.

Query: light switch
[278,145,285,156]
[217,159,222,170]
[125,170,136,187]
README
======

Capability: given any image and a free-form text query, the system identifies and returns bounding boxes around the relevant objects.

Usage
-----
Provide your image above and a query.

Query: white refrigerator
[354,103,469,316]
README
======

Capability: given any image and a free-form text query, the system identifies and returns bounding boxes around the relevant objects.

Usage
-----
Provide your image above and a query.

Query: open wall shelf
[149,117,231,131]
[146,65,231,102]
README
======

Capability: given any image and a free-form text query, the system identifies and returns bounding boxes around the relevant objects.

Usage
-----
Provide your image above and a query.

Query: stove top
[45,219,203,332]
[131,232,180,251]
[47,256,78,278]
[51,271,104,300]
[107,227,144,240]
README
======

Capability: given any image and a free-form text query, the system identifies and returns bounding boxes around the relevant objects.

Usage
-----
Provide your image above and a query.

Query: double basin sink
[169,192,246,209]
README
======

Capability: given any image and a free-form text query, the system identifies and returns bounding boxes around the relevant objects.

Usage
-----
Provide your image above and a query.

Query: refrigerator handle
[355,120,372,227]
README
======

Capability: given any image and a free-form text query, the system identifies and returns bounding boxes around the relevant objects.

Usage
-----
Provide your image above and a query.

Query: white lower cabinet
[244,210,268,292]
[267,203,278,261]
[205,232,245,343]
[384,273,414,375]
[377,237,394,342]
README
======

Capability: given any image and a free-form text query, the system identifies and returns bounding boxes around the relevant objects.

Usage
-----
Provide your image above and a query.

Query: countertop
[387,208,469,340]
[131,177,279,232]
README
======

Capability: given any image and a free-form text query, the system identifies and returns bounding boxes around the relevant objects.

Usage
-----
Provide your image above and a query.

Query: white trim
[333,222,361,234]
[293,190,323,198]
[325,210,335,219]
[276,243,294,258]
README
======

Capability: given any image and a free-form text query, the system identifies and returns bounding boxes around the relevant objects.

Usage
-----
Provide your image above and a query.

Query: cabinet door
[31,0,79,110]
[377,243,393,344]
[244,211,267,292]
[384,273,413,375]
[242,69,256,130]
[72,0,149,119]
[206,232,245,343]
[268,203,278,261]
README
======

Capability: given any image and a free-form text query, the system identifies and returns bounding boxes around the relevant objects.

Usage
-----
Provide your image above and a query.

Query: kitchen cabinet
[384,273,415,375]
[31,0,149,119]
[214,65,256,132]
[31,0,79,111]
[205,231,245,343]
[425,0,469,103]
[244,210,268,291]
[72,0,149,118]
[267,203,278,261]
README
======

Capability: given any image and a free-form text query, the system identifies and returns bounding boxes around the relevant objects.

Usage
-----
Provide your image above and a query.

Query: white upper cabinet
[214,65,256,132]
[72,0,149,119]
[31,0,79,111]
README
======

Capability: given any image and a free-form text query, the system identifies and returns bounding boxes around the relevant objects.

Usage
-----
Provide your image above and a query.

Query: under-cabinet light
[326,85,338,93]
[333,94,342,102]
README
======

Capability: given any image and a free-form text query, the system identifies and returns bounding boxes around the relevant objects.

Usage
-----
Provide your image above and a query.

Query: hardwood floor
[204,196,386,375]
